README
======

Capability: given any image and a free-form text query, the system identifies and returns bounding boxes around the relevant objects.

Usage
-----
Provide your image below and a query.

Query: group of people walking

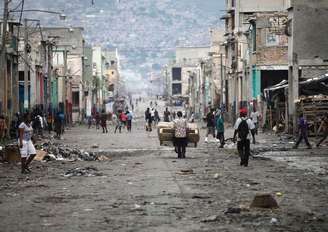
[88,110,134,134]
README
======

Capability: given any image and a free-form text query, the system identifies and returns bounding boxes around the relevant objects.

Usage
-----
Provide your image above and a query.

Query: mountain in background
[12,0,225,80]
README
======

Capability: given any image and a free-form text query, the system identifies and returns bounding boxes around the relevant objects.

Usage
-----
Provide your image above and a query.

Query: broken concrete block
[250,193,279,209]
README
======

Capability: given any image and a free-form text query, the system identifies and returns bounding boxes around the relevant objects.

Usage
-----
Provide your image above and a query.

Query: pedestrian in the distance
[18,113,36,174]
[216,112,225,148]
[293,113,312,149]
[145,108,153,132]
[154,109,160,125]
[164,108,171,122]
[113,113,122,134]
[205,108,215,143]
[88,116,92,129]
[120,111,128,130]
[126,111,133,132]
[95,112,100,130]
[54,113,62,139]
[173,111,188,159]
[233,108,256,167]
[100,110,108,133]
[316,113,328,147]
[47,114,53,134]
[250,107,260,135]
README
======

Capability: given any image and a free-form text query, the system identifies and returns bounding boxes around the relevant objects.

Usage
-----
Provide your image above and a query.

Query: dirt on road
[0,124,327,232]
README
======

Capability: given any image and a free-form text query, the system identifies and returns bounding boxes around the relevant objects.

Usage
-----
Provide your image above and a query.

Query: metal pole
[220,53,223,107]
[24,18,29,111]
[47,43,52,113]
[1,0,9,115]
[63,48,67,122]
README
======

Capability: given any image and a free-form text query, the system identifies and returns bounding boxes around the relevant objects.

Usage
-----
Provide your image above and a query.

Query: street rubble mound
[250,193,279,209]
[38,141,109,161]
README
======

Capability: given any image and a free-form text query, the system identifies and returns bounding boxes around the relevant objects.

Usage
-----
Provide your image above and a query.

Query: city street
[0,101,327,232]
[1,1,328,232]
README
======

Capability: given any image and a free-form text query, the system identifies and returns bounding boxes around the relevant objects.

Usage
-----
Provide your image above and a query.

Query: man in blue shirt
[293,113,312,149]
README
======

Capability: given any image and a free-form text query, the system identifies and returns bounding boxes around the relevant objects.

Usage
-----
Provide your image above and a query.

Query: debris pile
[38,141,106,161]
[64,166,102,177]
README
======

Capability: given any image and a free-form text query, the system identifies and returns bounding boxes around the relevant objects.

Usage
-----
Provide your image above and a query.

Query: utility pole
[24,18,29,111]
[1,0,9,115]
[220,53,223,108]
[47,42,53,113]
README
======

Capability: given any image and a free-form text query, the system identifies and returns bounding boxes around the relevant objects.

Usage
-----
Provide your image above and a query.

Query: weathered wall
[291,0,328,62]
[255,14,288,66]
[239,0,288,13]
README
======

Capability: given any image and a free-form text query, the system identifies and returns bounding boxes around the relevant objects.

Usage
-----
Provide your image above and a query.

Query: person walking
[145,108,153,132]
[54,112,62,139]
[250,107,260,135]
[154,109,160,125]
[293,113,312,149]
[164,108,171,122]
[173,111,188,159]
[18,113,36,174]
[205,108,216,143]
[316,113,328,147]
[95,112,100,130]
[233,108,256,167]
[113,113,122,134]
[100,110,108,133]
[126,111,133,132]
[216,112,225,148]
[88,116,92,129]
[47,114,53,134]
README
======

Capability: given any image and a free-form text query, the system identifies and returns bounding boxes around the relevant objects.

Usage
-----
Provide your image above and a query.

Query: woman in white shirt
[18,113,36,174]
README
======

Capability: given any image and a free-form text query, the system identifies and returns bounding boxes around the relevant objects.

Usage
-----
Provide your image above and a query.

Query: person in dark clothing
[154,109,160,125]
[293,113,312,149]
[95,112,100,130]
[100,110,108,133]
[216,112,225,148]
[164,108,171,122]
[205,108,215,142]
[145,108,152,132]
[54,113,62,139]
[233,108,256,167]
[88,116,92,129]
[316,113,328,147]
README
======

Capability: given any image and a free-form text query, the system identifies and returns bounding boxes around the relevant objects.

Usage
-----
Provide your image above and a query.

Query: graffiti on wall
[266,15,288,47]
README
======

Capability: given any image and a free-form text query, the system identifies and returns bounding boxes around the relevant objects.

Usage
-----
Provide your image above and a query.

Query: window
[172,67,182,81]
[172,83,182,95]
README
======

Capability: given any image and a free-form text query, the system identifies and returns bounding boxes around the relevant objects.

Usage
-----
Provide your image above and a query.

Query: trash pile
[37,141,106,161]
[64,166,102,177]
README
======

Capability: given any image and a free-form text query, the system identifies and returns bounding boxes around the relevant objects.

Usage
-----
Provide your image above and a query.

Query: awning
[264,73,328,100]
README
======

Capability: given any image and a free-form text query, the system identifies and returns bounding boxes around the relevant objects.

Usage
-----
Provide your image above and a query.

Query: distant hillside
[18,0,225,75]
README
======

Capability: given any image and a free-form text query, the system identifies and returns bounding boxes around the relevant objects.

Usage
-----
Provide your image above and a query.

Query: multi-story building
[0,20,20,118]
[221,0,289,120]
[42,27,85,123]
[164,46,210,118]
